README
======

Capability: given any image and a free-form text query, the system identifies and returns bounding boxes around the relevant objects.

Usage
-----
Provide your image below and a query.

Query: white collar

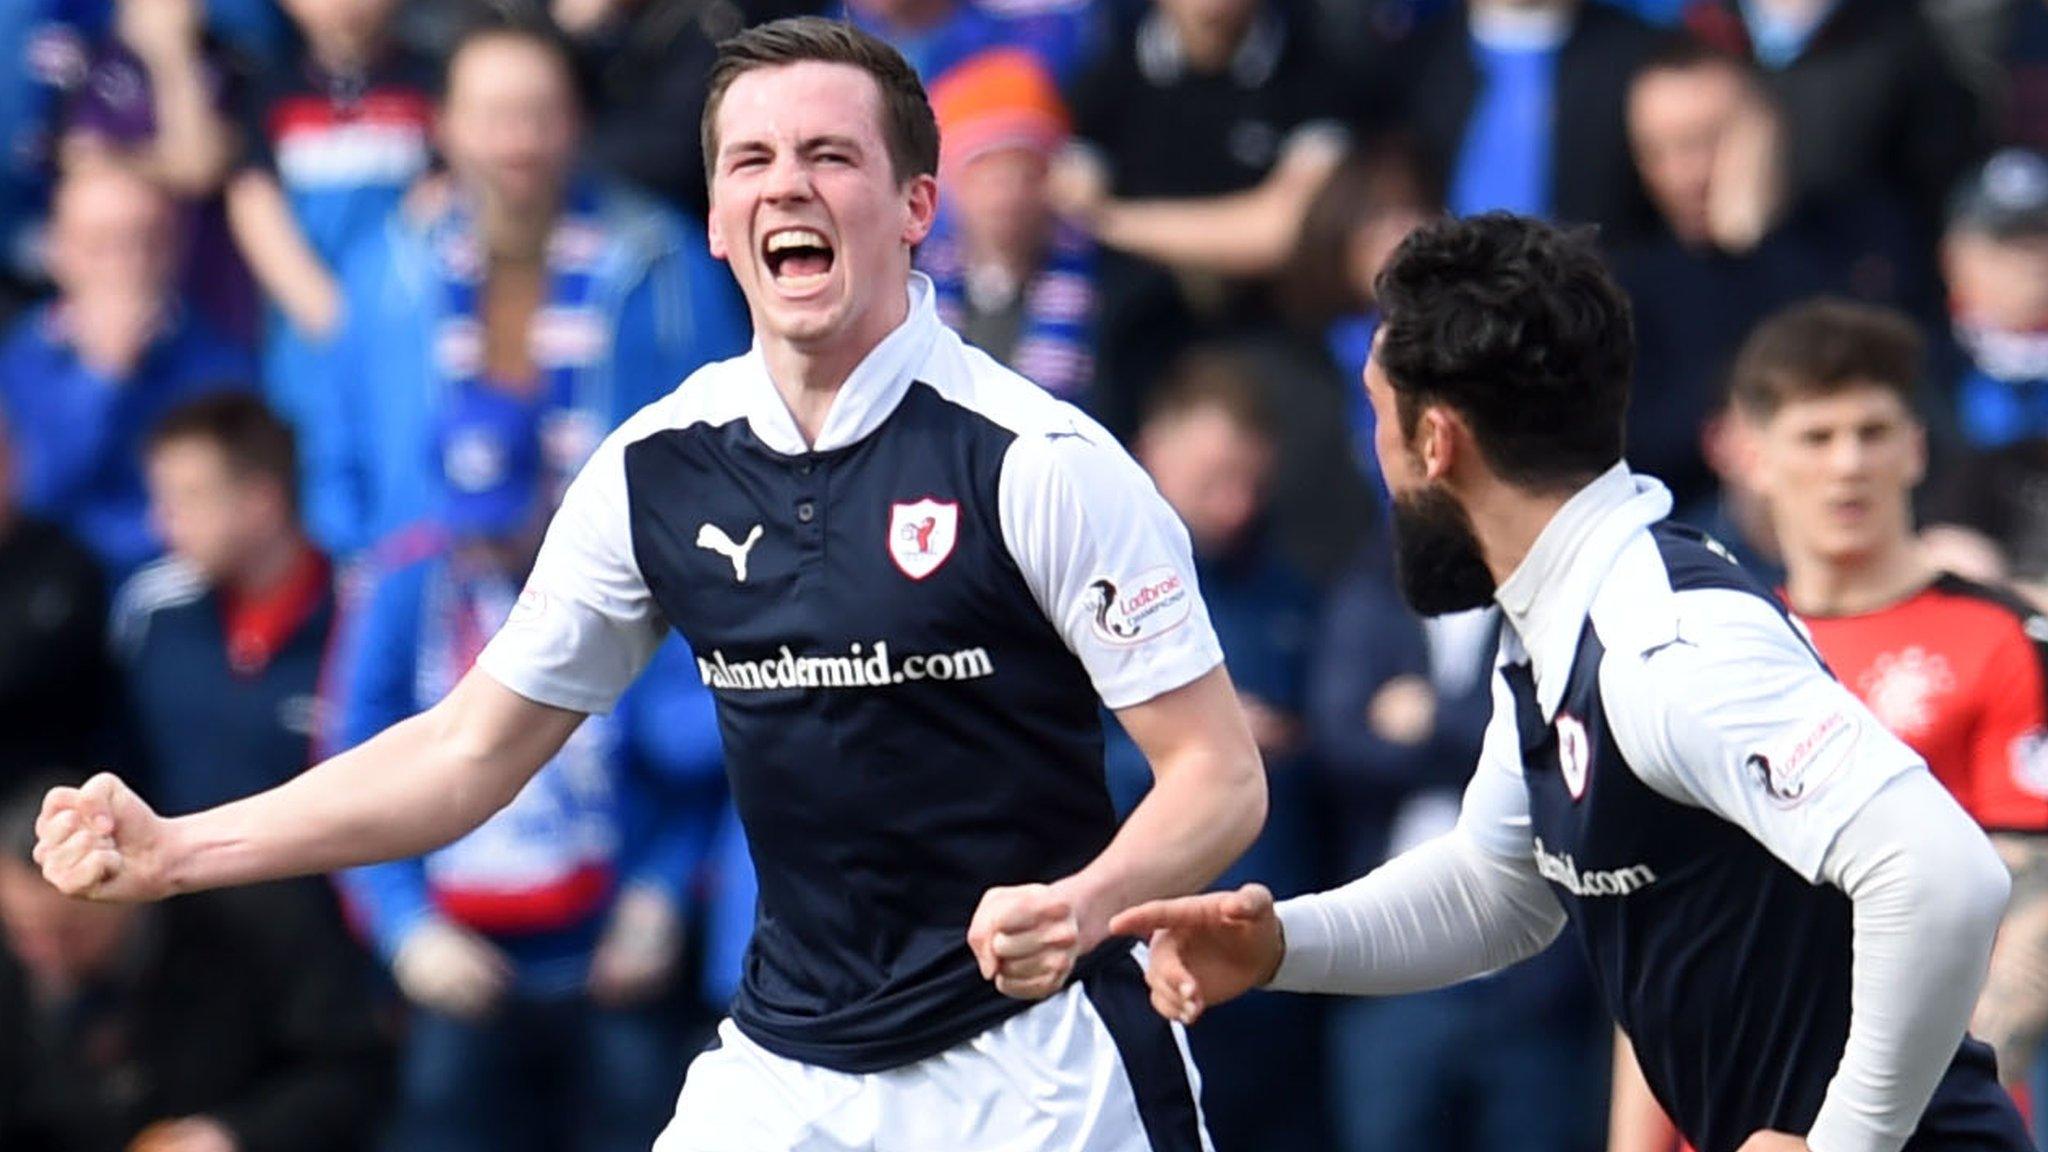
[739,272,942,456]
[1493,462,1672,717]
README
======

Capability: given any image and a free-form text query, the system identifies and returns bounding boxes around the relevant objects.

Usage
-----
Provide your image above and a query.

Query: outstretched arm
[1265,823,1563,997]
[1112,664,1566,1020]
[37,667,584,901]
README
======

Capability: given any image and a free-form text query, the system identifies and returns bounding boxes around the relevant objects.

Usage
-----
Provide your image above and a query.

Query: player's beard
[1389,483,1497,616]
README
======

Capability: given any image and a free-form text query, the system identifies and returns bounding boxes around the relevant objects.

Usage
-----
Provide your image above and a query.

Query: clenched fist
[1107,883,1283,1025]
[33,773,175,902]
[967,883,1083,1000]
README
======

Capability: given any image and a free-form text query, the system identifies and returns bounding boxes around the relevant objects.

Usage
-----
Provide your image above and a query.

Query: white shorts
[652,949,1213,1152]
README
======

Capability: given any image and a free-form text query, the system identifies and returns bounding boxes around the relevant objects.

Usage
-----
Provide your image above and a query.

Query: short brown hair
[1143,347,1279,446]
[147,392,300,508]
[1728,298,1925,421]
[442,18,583,107]
[701,17,939,187]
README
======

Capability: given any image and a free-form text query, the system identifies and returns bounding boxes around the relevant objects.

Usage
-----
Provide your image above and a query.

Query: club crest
[889,498,959,580]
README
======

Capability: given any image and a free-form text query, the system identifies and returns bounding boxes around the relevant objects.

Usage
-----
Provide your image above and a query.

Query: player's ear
[1417,404,1459,482]
[902,172,938,247]
[706,202,730,262]
[1905,415,1928,488]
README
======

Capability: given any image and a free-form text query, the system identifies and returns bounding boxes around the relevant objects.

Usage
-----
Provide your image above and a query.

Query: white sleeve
[1804,772,2010,1152]
[1268,664,1567,995]
[475,422,667,715]
[997,425,1224,710]
[1602,589,1924,881]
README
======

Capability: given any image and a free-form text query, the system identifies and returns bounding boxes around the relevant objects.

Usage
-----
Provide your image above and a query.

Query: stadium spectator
[0,1,102,321]
[917,47,1093,403]
[0,162,250,577]
[114,395,335,819]
[0,405,116,793]
[1753,299,2048,1085]
[0,773,390,1152]
[1395,0,1660,239]
[1612,39,1927,508]
[1106,348,1325,1151]
[1306,561,1606,1152]
[1063,0,1349,433]
[62,0,258,345]
[1274,141,1438,498]
[1923,147,2048,592]
[331,385,704,1152]
[841,0,1094,83]
[302,21,748,555]
[1683,0,1986,235]
[555,0,776,223]
[226,0,433,429]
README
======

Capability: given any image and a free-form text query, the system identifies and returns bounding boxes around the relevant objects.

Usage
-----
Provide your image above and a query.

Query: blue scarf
[1955,320,2048,448]
[4,0,103,277]
[920,214,1095,403]
[427,181,610,501]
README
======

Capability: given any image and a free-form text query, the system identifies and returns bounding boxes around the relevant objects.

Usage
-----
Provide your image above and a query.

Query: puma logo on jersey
[697,523,764,582]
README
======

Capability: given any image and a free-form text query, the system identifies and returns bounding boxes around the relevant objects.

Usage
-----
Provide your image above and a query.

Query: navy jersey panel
[1516,522,2024,1152]
[624,381,1115,1073]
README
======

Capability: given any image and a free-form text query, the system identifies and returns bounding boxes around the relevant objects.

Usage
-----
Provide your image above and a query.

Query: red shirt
[1797,574,2048,833]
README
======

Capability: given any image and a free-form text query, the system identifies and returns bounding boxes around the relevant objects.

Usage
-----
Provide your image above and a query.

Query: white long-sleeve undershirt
[1804,769,2009,1152]
[1265,769,2007,1152]
[1269,829,1563,995]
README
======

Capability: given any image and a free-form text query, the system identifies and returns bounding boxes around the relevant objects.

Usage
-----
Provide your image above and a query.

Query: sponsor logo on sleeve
[1746,708,1855,807]
[1087,566,1192,646]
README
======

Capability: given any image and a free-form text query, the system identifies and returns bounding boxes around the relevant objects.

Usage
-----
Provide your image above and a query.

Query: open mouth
[763,226,835,292]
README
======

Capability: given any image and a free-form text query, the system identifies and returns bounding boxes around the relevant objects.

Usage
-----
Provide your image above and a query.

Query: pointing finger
[1221,884,1274,924]
[1110,895,1223,938]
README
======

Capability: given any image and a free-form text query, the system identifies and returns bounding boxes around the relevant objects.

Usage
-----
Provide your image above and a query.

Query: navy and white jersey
[479,275,1224,1073]
[1459,466,2021,1152]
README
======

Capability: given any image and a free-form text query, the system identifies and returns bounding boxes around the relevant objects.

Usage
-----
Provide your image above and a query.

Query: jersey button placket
[793,458,825,589]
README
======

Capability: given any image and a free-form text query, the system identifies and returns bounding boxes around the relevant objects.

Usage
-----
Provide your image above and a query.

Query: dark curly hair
[1373,212,1633,492]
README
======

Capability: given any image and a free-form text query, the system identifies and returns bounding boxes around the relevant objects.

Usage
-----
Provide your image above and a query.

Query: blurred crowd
[1,0,2046,1148]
